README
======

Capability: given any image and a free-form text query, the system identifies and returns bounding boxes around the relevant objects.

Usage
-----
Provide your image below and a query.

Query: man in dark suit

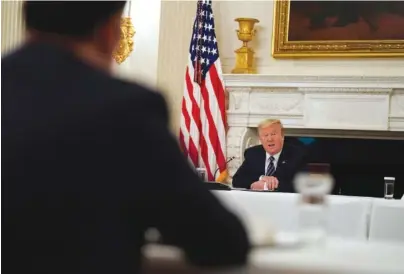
[232,119,307,192]
[2,2,249,274]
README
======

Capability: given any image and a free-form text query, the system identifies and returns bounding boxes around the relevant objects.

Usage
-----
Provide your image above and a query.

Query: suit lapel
[275,145,290,178]
[257,146,267,175]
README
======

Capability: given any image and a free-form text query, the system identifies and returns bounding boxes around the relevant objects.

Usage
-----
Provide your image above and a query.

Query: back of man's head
[24,1,126,38]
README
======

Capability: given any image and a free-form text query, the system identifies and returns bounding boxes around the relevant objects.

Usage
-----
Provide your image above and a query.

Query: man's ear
[94,12,122,55]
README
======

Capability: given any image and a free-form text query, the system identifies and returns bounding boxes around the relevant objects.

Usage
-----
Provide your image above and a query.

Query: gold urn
[231,18,259,74]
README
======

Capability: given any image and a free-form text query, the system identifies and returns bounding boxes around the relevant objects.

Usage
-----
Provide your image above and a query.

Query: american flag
[179,0,227,182]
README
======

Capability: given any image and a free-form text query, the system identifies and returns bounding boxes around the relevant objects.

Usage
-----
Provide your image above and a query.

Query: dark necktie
[265,156,275,176]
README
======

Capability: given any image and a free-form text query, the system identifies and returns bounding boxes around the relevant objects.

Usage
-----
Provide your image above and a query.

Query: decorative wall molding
[224,74,404,178]
[223,74,404,89]
[299,87,393,95]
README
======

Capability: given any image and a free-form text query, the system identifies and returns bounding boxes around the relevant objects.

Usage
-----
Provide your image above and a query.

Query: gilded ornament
[231,18,259,74]
[113,17,135,64]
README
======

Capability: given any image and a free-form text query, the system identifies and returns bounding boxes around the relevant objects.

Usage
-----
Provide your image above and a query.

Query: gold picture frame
[272,0,404,58]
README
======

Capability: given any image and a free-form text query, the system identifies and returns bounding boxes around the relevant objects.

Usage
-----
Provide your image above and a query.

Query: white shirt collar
[266,150,282,164]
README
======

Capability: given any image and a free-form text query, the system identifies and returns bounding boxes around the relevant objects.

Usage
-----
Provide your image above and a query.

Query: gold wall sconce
[113,17,135,64]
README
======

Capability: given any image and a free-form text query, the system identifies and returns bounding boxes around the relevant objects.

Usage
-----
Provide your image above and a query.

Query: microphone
[213,156,236,179]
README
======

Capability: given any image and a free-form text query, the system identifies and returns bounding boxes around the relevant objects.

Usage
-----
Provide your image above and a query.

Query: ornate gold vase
[113,17,135,64]
[231,18,259,74]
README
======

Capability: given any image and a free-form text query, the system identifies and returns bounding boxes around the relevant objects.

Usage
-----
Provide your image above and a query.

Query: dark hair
[24,1,127,38]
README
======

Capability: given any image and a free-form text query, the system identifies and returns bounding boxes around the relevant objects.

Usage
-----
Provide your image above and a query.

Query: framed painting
[272,0,404,57]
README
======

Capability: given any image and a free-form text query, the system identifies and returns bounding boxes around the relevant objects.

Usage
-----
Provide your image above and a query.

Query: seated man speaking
[232,119,307,192]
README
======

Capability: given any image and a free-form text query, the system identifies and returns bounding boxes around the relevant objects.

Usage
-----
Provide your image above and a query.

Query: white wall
[215,0,404,76]
[113,0,162,89]
[157,0,197,133]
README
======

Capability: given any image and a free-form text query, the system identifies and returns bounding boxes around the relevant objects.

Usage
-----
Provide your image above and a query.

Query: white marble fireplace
[223,74,404,179]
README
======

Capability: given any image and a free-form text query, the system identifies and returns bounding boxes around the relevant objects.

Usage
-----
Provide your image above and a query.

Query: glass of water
[294,172,334,244]
[196,167,207,181]
[384,177,395,199]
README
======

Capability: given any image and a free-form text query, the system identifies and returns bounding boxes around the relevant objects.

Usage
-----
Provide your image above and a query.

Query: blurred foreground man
[2,2,249,273]
[232,119,307,192]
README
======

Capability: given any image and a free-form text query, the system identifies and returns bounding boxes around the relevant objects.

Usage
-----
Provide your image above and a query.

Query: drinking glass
[384,177,395,199]
[196,167,207,181]
[294,172,334,244]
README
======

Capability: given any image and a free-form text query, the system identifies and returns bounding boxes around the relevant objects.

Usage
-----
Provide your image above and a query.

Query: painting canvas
[272,0,404,57]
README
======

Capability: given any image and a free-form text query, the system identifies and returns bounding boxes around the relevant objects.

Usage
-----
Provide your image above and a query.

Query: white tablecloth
[144,238,404,274]
[369,199,404,243]
[251,238,404,274]
[212,191,373,241]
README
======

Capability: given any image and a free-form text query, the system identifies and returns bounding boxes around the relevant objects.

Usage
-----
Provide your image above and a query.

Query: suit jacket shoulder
[2,42,170,129]
[106,77,169,124]
[282,142,307,159]
[244,145,265,157]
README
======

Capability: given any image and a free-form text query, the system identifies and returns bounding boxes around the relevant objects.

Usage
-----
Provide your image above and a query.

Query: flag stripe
[199,82,217,179]
[181,70,197,165]
[186,64,211,170]
[184,67,201,166]
[200,78,226,176]
[208,63,226,130]
[205,69,226,173]
[180,98,191,158]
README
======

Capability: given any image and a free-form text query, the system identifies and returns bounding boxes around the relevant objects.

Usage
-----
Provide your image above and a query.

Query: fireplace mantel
[223,74,404,89]
[222,74,404,179]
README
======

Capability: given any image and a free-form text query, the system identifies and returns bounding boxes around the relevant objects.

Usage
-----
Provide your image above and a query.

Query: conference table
[143,236,404,274]
[142,191,404,274]
[211,190,404,243]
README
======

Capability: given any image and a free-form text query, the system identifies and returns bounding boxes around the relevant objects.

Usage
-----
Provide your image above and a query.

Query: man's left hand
[260,176,279,191]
